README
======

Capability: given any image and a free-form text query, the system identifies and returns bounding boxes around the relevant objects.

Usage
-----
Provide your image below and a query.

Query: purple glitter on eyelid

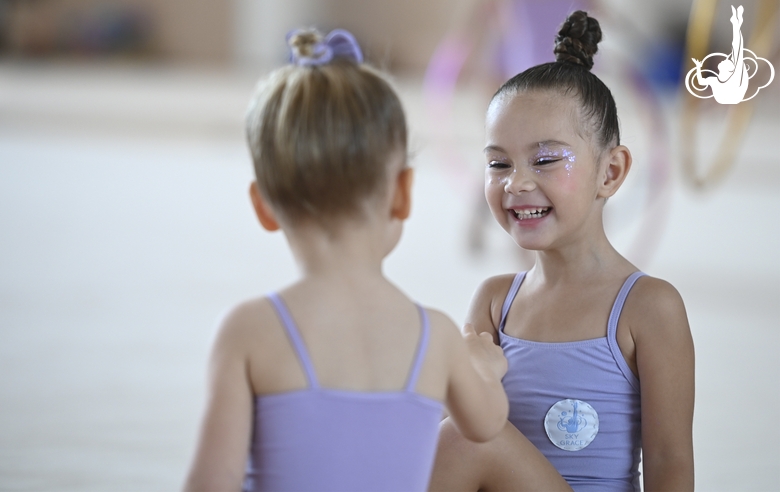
[534,145,576,163]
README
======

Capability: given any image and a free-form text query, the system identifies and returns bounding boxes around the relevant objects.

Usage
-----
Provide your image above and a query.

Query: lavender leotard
[499,272,645,492]
[242,293,443,492]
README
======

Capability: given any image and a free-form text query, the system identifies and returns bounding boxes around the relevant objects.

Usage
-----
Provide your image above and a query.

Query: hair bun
[288,29,323,60]
[554,11,602,70]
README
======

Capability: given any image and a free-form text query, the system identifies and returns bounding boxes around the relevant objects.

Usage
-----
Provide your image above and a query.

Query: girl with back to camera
[183,28,538,492]
[430,11,695,492]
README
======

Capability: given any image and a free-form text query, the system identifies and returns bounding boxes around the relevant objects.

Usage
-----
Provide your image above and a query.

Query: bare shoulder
[410,307,460,402]
[210,297,279,361]
[422,307,471,365]
[624,275,690,340]
[468,273,518,333]
[475,273,518,298]
[424,307,462,341]
[212,296,305,394]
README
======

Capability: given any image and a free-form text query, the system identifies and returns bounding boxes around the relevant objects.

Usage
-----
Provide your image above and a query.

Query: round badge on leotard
[544,399,599,452]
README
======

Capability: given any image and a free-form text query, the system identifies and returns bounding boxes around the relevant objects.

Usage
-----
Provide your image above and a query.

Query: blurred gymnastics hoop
[680,0,778,190]
[423,0,673,267]
[422,0,513,194]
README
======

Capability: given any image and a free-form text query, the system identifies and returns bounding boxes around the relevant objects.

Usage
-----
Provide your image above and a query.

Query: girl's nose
[504,168,536,195]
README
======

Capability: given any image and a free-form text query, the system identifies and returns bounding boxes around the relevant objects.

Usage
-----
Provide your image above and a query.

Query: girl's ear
[390,167,414,220]
[249,182,280,231]
[598,145,632,199]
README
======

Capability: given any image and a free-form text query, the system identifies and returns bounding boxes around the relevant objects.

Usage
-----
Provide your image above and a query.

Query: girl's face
[484,90,605,251]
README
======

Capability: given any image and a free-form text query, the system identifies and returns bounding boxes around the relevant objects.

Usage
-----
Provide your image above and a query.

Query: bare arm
[633,279,695,491]
[434,309,509,443]
[429,276,573,492]
[438,276,515,440]
[464,275,516,344]
[183,308,255,492]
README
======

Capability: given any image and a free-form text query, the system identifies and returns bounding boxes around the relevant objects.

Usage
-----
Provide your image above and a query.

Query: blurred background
[1,0,778,490]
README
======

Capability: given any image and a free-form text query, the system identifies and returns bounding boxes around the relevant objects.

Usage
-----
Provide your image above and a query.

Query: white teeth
[513,207,549,219]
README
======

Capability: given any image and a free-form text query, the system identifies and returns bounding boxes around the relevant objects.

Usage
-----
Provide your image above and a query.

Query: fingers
[462,323,481,345]
[464,323,498,341]
[478,331,493,341]
[463,322,477,336]
[465,325,499,347]
[478,332,499,351]
[462,323,508,380]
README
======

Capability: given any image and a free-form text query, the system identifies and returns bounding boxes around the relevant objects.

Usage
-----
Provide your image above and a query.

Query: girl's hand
[462,323,508,381]
[439,314,508,443]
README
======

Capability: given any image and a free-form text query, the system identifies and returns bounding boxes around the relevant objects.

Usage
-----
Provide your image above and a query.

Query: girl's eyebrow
[483,145,506,154]
[534,139,571,149]
[484,140,572,154]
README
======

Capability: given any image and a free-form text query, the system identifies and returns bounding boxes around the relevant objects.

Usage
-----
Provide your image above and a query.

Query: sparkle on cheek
[563,149,576,179]
[562,151,575,180]
[560,159,578,192]
[489,168,514,186]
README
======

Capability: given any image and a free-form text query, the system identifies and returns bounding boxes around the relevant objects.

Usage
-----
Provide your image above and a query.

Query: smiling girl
[430,11,695,492]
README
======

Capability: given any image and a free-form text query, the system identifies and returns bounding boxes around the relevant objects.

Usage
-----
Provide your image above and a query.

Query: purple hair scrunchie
[287,28,364,66]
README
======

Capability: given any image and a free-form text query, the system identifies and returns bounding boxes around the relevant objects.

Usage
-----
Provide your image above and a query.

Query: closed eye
[488,161,511,169]
[534,158,560,166]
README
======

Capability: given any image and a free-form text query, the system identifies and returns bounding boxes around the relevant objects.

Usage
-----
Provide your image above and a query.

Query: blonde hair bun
[286,28,364,66]
[288,29,323,60]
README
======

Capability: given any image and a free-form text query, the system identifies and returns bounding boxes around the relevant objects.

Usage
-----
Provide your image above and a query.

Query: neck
[529,215,623,284]
[283,218,394,284]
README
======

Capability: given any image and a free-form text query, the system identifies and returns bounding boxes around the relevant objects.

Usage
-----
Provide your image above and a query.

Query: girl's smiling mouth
[510,207,552,220]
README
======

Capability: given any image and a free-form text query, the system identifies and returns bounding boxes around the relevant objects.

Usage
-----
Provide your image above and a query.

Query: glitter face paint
[532,144,574,166]
[485,143,579,189]
[482,90,604,251]
[528,144,580,191]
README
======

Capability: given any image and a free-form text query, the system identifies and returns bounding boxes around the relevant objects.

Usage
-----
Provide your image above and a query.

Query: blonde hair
[246,29,407,227]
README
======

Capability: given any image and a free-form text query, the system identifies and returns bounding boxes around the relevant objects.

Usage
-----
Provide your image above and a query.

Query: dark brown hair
[492,11,619,150]
[246,30,407,226]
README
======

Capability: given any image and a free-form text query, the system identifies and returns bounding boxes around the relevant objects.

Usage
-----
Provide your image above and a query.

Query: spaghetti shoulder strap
[404,304,430,392]
[498,272,526,333]
[267,293,319,388]
[606,272,646,391]
[607,272,647,340]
